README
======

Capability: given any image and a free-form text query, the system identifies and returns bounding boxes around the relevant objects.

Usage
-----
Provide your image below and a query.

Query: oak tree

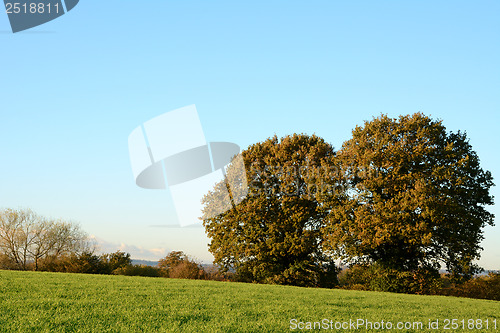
[323,113,494,279]
[202,134,340,287]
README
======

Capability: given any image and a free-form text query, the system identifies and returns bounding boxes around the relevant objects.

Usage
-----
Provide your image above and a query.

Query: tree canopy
[322,113,495,279]
[158,251,205,279]
[202,134,340,287]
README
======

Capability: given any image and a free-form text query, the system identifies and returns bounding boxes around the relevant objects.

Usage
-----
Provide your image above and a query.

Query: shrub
[338,265,372,288]
[168,261,206,280]
[101,251,132,274]
[158,251,206,280]
[113,265,162,277]
[264,260,339,288]
[440,273,500,301]
[64,252,108,274]
[0,253,18,270]
[38,252,109,274]
[37,255,68,272]
[339,264,441,294]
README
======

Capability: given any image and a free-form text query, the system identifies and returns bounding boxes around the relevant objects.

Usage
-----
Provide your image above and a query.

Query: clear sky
[1,1,499,269]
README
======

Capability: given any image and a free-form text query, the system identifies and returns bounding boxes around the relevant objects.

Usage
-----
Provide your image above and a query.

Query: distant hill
[131,260,217,269]
[131,259,158,267]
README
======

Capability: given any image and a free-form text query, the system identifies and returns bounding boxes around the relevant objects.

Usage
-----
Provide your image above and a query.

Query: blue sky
[1,1,499,268]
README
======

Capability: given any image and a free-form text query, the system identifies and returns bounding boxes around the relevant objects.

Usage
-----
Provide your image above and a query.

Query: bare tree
[0,208,32,269]
[0,208,91,270]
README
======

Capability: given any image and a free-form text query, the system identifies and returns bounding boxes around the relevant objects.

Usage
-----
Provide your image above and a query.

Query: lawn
[0,270,498,332]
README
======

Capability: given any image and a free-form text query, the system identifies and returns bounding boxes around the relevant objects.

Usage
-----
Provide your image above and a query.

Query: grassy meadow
[0,270,498,332]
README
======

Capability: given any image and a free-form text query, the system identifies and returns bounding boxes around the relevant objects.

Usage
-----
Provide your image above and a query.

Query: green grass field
[0,270,498,332]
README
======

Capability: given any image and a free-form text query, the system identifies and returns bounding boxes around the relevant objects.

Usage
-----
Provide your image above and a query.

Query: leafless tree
[0,208,91,270]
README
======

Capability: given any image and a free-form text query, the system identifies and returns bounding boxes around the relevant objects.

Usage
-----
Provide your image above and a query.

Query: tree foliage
[63,251,107,274]
[158,251,205,279]
[113,264,162,277]
[202,134,340,287]
[158,251,187,271]
[323,113,494,279]
[101,250,132,273]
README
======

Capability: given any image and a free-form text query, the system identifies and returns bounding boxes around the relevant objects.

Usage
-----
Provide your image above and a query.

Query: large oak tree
[323,113,494,279]
[202,134,340,287]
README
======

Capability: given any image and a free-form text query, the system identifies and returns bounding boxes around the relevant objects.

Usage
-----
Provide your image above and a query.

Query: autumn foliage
[323,113,494,279]
[202,113,495,289]
[202,134,340,287]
